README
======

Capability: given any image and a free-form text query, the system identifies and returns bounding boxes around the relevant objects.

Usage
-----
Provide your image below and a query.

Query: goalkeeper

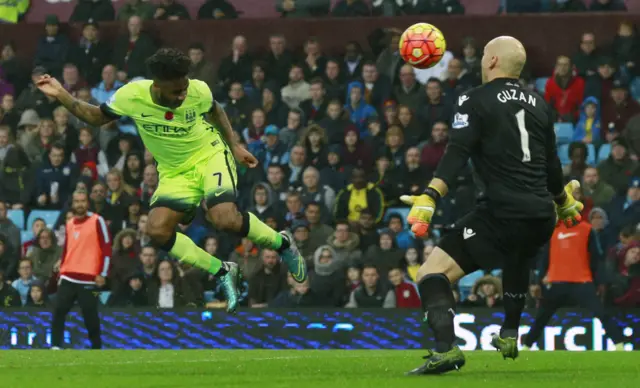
[35,48,307,314]
[402,36,584,375]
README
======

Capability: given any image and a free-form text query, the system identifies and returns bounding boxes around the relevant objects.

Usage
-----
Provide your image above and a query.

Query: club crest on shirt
[73,231,80,239]
[185,109,197,123]
[452,113,469,129]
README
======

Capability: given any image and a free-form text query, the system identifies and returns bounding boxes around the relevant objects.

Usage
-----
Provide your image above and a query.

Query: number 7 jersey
[100,79,223,177]
[434,77,560,219]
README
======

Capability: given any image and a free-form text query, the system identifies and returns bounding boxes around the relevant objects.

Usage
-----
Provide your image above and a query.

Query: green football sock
[247,212,283,250]
[169,232,222,275]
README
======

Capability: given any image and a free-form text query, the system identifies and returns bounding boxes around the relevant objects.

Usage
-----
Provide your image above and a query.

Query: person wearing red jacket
[51,189,111,350]
[389,267,421,308]
[544,56,585,122]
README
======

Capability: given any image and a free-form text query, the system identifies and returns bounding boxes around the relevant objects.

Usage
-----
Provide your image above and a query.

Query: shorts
[438,208,555,275]
[150,146,238,223]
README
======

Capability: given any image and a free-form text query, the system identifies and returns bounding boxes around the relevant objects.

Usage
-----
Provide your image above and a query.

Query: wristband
[424,186,441,202]
[553,191,567,206]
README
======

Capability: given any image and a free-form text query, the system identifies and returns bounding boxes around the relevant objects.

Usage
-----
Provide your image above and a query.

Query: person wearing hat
[69,0,116,23]
[118,0,157,21]
[319,144,348,192]
[597,138,638,194]
[260,124,290,171]
[16,109,39,132]
[605,176,640,237]
[291,220,315,265]
[34,15,70,79]
[601,78,640,139]
[68,20,111,86]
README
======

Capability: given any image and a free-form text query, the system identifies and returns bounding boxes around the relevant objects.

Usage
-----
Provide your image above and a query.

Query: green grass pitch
[0,350,638,387]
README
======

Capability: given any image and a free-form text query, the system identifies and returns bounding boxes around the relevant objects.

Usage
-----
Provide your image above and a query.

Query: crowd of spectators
[1,0,639,311]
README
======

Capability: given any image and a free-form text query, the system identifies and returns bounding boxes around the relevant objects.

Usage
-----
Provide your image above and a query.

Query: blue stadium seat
[27,210,61,230]
[554,123,574,145]
[598,143,611,164]
[535,77,548,94]
[586,143,596,166]
[458,270,484,300]
[20,230,33,244]
[204,291,216,303]
[558,144,570,166]
[384,207,410,224]
[7,209,25,230]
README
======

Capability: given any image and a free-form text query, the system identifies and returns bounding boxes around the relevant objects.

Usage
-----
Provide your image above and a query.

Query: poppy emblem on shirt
[165,111,174,120]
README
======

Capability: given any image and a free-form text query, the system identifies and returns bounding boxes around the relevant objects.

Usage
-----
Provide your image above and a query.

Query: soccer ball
[398,23,447,69]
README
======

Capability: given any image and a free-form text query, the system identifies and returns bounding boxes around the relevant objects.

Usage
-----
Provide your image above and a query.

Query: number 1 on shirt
[515,109,531,163]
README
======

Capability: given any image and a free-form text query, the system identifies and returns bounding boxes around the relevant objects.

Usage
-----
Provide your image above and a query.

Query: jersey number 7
[515,109,531,163]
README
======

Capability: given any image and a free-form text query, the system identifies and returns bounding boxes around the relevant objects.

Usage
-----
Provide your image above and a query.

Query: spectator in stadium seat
[335,167,384,224]
[442,58,478,103]
[545,56,585,122]
[71,128,109,178]
[323,59,346,104]
[22,218,45,257]
[53,107,79,160]
[122,198,143,235]
[139,164,157,207]
[369,154,395,204]
[89,181,119,227]
[498,0,541,13]
[364,230,404,277]
[303,202,331,248]
[147,260,196,308]
[356,208,379,252]
[319,145,348,192]
[107,272,148,307]
[265,34,294,89]
[27,228,61,287]
[154,0,191,20]
[625,112,640,156]
[280,109,305,150]
[573,97,601,143]
[277,0,330,18]
[345,265,395,308]
[584,56,617,103]
[70,0,115,22]
[248,182,281,223]
[301,124,328,170]
[345,81,376,136]
[281,65,311,110]
[266,164,289,203]
[460,37,481,83]
[609,242,640,307]
[300,78,328,126]
[139,245,158,280]
[341,127,373,171]
[91,65,122,105]
[259,125,290,172]
[262,82,289,129]
[198,0,238,19]
[1,43,25,97]
[390,147,429,198]
[269,277,322,308]
[218,36,253,88]
[0,201,20,265]
[248,248,288,307]
[291,220,315,265]
[287,145,307,186]
[318,100,353,146]
[283,191,305,227]
[243,62,266,106]
[606,177,640,237]
[551,0,587,12]
[12,258,36,305]
[418,78,453,139]
[572,32,602,78]
[589,207,615,254]
[589,0,627,12]
[1,94,20,131]
[364,116,385,156]
[563,142,589,182]
[229,237,261,281]
[388,267,421,308]
[376,29,402,85]
[583,167,616,208]
[0,269,20,307]
[360,61,391,112]
[393,65,423,114]
[34,15,70,78]
[332,0,370,17]
[610,21,640,77]
[308,245,347,306]
[20,118,57,164]
[601,79,640,138]
[298,166,335,212]
[342,42,365,83]
[0,125,31,206]
[387,213,416,251]
[61,64,87,97]
[105,169,134,230]
[0,67,14,101]
[415,0,465,14]
[326,220,362,264]
[35,144,78,210]
[118,0,156,21]
[109,228,139,290]
[122,152,144,187]
[112,16,156,80]
[462,276,503,308]
[26,281,50,308]
[302,38,327,80]
[421,121,449,174]
[69,21,111,86]
[404,246,422,282]
[224,82,251,131]
[383,124,406,169]
[597,139,637,194]
[187,43,216,91]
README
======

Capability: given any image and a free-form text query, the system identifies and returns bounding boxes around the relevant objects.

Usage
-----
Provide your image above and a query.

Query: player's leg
[51,279,78,349]
[148,176,242,313]
[574,283,626,349]
[76,283,102,349]
[203,150,307,282]
[520,284,563,349]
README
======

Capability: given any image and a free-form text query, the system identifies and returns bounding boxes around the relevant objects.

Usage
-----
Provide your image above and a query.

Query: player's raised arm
[207,100,258,168]
[35,75,113,127]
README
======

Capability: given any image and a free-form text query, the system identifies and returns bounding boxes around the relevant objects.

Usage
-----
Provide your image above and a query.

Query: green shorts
[150,146,238,222]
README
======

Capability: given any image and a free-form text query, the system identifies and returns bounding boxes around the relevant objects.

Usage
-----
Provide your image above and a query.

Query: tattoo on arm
[209,101,237,147]
[59,92,112,127]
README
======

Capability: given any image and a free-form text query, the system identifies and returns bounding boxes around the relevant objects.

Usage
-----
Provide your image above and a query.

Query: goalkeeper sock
[418,273,457,352]
[243,212,289,252]
[500,268,528,339]
[164,232,224,276]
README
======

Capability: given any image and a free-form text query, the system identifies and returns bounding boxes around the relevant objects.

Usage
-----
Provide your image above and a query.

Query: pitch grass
[0,350,638,388]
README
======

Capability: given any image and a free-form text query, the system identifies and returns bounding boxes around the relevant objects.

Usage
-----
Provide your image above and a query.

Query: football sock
[164,232,224,276]
[244,212,289,252]
[418,273,457,352]
[501,268,528,338]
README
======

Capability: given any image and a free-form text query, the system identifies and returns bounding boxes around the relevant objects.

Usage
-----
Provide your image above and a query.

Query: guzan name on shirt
[497,89,537,107]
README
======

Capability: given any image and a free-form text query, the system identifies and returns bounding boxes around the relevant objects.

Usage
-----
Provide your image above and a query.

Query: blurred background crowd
[1,0,640,311]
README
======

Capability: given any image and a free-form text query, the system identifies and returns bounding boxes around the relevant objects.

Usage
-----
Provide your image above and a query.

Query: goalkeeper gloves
[555,180,584,227]
[400,186,442,238]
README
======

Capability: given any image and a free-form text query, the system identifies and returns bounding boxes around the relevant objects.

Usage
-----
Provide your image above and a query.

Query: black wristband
[424,186,441,202]
[553,191,567,206]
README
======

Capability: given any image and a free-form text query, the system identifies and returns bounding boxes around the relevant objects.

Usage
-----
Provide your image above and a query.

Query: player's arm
[401,96,481,237]
[35,75,113,127]
[207,99,258,168]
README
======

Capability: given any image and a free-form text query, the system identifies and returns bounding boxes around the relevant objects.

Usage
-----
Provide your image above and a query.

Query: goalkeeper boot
[491,333,519,360]
[220,262,242,314]
[279,231,308,283]
[406,346,466,375]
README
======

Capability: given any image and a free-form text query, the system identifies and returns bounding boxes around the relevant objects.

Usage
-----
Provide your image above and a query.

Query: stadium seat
[204,291,216,303]
[21,230,33,244]
[554,123,574,145]
[27,210,61,230]
[598,143,611,164]
[458,270,484,300]
[535,77,549,94]
[384,207,410,223]
[6,209,25,230]
[586,143,596,166]
[558,144,570,166]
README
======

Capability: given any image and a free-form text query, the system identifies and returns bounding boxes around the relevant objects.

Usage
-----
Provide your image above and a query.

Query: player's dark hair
[146,48,191,81]
[188,42,205,52]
